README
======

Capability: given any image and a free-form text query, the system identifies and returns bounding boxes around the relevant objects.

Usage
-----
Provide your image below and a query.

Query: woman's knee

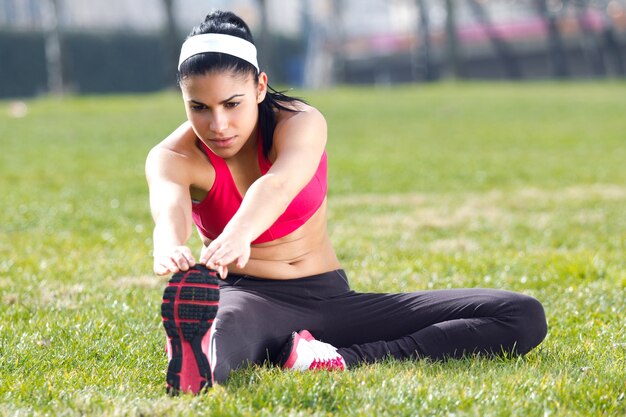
[211,304,282,383]
[510,293,547,354]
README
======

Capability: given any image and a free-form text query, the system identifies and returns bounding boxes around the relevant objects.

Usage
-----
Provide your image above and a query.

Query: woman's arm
[201,107,327,276]
[145,145,197,275]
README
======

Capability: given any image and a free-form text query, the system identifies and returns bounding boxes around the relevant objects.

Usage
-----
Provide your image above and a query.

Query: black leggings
[212,270,547,383]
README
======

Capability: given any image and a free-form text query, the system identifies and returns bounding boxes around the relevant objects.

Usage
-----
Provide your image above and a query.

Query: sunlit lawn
[1,81,625,416]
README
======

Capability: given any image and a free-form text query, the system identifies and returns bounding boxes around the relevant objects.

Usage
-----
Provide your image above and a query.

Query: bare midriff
[200,200,341,279]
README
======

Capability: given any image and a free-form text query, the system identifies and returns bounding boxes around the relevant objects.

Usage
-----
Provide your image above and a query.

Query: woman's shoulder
[146,121,209,182]
[276,101,324,123]
[274,103,327,142]
[268,102,327,167]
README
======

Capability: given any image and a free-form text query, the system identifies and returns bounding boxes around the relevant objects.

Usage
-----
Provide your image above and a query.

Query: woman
[146,11,547,395]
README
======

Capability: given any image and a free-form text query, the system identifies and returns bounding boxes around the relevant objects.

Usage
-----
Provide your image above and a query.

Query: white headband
[178,33,259,72]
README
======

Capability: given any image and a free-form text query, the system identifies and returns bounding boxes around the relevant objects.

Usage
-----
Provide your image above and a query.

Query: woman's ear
[257,72,268,103]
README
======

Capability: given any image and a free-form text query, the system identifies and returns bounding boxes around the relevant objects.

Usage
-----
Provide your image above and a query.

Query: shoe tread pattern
[161,265,219,395]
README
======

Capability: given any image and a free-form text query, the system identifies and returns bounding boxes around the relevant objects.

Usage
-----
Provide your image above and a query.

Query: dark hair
[178,10,306,158]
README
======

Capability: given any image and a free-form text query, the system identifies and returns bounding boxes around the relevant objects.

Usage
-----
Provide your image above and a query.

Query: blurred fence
[0,0,625,99]
[0,29,171,97]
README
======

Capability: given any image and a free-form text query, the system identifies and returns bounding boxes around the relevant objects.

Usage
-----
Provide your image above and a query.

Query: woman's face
[180,70,267,159]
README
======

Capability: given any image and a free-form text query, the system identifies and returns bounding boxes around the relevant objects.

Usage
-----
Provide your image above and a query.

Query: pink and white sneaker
[278,330,346,371]
[161,265,220,395]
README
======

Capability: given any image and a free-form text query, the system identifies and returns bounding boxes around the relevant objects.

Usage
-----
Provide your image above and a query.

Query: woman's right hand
[153,245,196,276]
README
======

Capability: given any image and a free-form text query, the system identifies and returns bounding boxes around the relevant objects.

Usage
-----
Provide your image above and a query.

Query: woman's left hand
[199,228,252,279]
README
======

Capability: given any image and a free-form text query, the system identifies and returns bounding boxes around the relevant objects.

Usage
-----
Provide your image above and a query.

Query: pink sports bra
[191,138,328,244]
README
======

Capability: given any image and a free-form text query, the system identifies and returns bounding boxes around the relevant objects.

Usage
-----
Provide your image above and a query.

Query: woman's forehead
[181,71,255,98]
[181,70,254,88]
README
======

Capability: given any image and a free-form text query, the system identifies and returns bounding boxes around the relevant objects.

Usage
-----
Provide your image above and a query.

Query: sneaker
[161,265,220,395]
[277,330,346,371]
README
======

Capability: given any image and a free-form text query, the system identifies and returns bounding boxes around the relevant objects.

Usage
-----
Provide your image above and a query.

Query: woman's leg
[162,267,314,388]
[319,285,547,366]
[211,276,328,382]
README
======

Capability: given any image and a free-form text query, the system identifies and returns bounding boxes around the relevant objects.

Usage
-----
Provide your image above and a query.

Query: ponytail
[258,87,307,158]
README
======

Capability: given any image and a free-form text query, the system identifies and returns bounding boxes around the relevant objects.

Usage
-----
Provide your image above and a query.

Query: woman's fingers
[154,263,171,276]
[154,258,177,275]
[198,244,227,278]
[236,251,250,269]
[212,245,251,269]
[176,246,196,268]
[216,264,228,279]
[199,243,217,265]
[202,242,233,266]
[153,246,196,275]
[198,234,251,278]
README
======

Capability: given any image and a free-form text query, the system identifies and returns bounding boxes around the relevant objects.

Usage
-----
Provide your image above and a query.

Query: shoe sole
[276,332,300,369]
[161,265,219,395]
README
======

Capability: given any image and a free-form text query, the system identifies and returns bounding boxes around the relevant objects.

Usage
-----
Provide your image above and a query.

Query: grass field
[1,82,625,416]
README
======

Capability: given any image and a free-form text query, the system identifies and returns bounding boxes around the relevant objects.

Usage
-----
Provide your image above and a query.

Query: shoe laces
[308,339,345,370]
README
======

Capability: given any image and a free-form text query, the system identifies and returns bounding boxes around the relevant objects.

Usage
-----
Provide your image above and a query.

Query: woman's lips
[209,136,236,148]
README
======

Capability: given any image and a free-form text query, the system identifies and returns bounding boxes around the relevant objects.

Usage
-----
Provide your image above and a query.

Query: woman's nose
[209,111,228,133]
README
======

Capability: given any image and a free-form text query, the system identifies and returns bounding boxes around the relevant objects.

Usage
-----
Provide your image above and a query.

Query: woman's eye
[225,102,240,109]
[190,104,207,111]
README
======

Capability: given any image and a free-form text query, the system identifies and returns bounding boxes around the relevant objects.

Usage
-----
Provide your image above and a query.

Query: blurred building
[333,0,626,83]
[0,0,258,31]
[1,0,625,98]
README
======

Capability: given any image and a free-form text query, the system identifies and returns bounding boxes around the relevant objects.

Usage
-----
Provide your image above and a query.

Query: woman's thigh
[319,287,535,348]
[212,285,323,381]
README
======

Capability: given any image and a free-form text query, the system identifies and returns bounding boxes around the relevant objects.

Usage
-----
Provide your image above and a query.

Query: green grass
[1,82,625,416]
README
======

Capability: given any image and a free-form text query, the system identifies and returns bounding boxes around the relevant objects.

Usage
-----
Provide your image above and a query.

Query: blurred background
[1,0,625,98]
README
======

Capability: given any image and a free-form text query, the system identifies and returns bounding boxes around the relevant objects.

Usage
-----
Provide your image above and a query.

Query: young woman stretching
[146,10,547,394]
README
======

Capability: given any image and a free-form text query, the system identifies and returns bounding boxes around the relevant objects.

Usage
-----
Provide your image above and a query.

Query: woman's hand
[153,245,196,276]
[199,229,252,279]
